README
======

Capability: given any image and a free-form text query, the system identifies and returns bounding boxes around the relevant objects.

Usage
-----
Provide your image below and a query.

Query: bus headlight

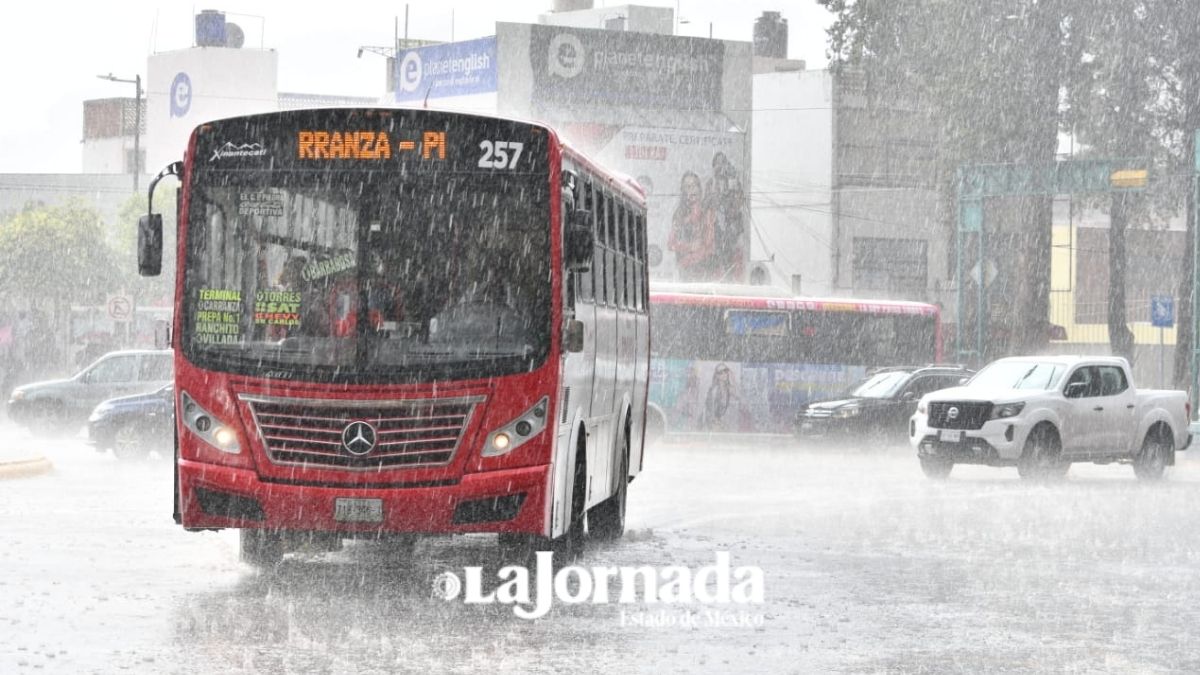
[181,391,242,454]
[483,396,549,457]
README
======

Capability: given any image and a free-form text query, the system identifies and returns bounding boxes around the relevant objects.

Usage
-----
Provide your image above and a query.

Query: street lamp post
[97,73,142,192]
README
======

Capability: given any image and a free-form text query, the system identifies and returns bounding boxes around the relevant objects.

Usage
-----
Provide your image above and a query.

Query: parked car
[87,384,175,460]
[7,349,172,435]
[911,355,1190,480]
[795,365,972,446]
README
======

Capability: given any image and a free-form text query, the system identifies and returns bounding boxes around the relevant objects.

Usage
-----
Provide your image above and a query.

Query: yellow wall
[1050,224,1176,345]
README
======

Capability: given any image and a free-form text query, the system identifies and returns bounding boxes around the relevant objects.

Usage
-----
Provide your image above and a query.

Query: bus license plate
[334,498,383,523]
[939,429,963,443]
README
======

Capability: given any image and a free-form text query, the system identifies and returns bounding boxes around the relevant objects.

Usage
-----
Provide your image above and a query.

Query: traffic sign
[106,294,133,322]
[970,260,998,288]
[1151,295,1174,328]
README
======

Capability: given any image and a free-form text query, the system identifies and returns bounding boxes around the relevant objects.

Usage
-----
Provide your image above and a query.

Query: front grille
[242,395,483,470]
[928,401,992,430]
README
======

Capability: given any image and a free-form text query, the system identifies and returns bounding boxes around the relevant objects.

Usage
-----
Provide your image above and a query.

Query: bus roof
[649,284,940,316]
[650,282,793,298]
[560,142,647,205]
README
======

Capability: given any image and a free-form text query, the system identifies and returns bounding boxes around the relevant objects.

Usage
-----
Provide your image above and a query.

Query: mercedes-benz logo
[947,407,960,420]
[341,421,377,456]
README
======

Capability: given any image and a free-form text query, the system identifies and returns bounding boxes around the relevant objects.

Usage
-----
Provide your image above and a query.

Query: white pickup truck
[909,355,1190,480]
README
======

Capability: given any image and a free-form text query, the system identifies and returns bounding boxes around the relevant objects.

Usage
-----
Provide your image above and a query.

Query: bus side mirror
[564,319,584,353]
[565,210,593,271]
[138,214,163,277]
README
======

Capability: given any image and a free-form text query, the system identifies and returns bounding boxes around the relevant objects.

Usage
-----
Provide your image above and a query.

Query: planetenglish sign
[394,37,498,102]
[530,25,724,110]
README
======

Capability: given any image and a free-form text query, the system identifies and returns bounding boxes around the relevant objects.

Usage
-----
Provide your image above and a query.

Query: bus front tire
[499,444,587,564]
[240,528,285,567]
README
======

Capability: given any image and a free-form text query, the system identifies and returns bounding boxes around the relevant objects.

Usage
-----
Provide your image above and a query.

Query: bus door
[561,173,597,445]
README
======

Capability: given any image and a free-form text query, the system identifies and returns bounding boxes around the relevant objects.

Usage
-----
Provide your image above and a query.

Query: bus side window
[597,189,608,306]
[616,203,627,310]
[606,193,617,307]
[628,204,638,309]
[636,213,646,312]
[578,179,594,302]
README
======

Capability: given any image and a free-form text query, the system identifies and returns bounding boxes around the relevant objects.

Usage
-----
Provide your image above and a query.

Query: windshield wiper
[1012,365,1039,389]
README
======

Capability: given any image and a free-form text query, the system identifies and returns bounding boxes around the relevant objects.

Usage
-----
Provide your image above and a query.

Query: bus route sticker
[194,289,243,344]
[254,290,302,327]
[238,190,285,217]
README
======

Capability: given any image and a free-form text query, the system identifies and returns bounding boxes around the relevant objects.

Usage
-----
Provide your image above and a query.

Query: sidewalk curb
[0,456,53,480]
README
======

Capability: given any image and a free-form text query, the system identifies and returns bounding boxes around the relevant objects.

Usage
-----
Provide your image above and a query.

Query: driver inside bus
[329,250,404,337]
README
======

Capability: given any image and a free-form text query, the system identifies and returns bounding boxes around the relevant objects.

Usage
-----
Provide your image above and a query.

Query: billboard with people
[594,127,749,283]
[498,22,753,284]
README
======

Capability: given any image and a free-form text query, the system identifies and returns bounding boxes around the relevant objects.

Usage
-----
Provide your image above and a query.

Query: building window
[852,237,928,296]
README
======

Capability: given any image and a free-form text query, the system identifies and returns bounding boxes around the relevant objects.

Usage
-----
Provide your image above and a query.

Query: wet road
[3,424,1200,673]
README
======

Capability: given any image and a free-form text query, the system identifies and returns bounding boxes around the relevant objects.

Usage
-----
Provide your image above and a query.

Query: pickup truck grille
[928,401,992,430]
[241,395,483,470]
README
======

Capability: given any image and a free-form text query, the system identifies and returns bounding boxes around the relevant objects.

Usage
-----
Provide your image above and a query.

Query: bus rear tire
[240,528,285,567]
[589,430,629,542]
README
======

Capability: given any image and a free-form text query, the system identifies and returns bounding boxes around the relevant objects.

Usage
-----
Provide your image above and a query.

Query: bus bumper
[178,459,550,535]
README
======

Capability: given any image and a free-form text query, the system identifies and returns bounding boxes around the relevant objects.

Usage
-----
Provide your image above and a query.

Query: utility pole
[97,73,142,192]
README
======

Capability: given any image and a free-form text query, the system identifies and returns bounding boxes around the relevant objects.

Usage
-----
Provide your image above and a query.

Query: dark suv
[795,365,972,446]
[7,350,173,435]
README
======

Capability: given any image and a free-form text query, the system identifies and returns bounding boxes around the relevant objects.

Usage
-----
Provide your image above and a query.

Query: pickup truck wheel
[1133,427,1172,481]
[1018,424,1065,481]
[919,456,953,479]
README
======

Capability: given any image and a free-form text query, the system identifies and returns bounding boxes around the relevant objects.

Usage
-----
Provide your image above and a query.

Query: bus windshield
[183,170,550,383]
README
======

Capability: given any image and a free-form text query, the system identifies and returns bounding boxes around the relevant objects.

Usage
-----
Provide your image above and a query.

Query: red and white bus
[647,284,941,437]
[136,108,649,564]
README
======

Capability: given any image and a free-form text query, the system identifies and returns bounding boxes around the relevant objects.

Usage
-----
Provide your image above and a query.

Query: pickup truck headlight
[917,399,927,415]
[181,391,241,454]
[991,402,1025,419]
[9,389,25,402]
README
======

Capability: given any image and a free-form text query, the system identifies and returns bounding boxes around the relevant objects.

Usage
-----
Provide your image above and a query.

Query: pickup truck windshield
[969,361,1065,391]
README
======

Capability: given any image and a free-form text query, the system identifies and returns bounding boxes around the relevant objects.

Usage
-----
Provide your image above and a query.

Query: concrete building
[81,98,145,178]
[751,68,942,300]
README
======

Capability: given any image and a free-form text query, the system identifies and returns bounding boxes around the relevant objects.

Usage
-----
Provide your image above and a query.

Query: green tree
[819,0,1074,360]
[0,199,120,308]
[113,189,178,309]
[1062,0,1200,384]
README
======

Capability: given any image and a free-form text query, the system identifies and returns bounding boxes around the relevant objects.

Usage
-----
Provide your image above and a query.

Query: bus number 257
[478,140,524,170]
